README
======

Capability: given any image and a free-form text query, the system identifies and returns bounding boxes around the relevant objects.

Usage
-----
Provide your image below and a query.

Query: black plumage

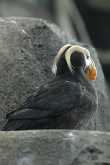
[2,45,98,130]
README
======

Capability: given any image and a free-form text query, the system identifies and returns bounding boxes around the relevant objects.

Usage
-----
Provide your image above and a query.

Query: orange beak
[85,66,97,80]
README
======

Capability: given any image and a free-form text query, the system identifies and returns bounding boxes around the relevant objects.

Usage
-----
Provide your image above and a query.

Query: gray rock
[0,130,110,165]
[0,17,109,131]
[0,17,71,122]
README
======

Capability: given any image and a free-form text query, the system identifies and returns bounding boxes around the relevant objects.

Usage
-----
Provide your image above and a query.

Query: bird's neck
[74,68,88,81]
[74,67,85,77]
[71,67,86,79]
[56,68,86,82]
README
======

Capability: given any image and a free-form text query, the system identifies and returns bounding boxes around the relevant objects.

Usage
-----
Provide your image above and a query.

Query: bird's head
[52,44,97,80]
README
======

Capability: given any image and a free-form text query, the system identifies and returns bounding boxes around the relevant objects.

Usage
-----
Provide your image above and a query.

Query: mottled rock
[0,17,71,125]
[0,17,109,131]
[0,130,110,165]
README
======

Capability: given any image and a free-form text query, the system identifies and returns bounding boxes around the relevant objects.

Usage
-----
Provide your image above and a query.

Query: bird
[2,44,98,130]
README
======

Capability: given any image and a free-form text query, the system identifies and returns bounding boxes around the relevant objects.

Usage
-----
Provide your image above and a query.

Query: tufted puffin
[2,44,98,130]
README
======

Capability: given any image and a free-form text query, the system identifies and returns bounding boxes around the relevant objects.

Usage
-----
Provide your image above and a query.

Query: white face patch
[65,45,93,72]
[52,44,96,75]
[52,63,57,75]
[83,49,91,68]
[85,57,91,66]
[52,44,72,75]
[83,49,96,70]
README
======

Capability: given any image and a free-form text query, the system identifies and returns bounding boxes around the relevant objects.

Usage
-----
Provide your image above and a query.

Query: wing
[6,80,82,120]
[2,79,97,130]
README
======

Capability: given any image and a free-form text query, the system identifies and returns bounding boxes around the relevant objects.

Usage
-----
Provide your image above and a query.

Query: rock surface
[0,17,109,131]
[0,130,110,165]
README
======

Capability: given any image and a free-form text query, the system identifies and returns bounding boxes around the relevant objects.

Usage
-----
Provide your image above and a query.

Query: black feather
[2,70,97,130]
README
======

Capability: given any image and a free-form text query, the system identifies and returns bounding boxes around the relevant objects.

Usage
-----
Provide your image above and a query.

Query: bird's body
[2,69,97,130]
[2,44,98,130]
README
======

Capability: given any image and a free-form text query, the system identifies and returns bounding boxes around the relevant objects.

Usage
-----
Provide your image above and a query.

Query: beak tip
[86,67,97,81]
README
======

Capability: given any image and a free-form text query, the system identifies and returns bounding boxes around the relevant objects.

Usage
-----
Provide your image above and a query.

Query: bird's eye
[86,54,89,59]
